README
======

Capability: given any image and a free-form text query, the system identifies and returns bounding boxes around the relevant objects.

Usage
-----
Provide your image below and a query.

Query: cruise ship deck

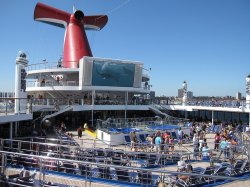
[1,123,250,187]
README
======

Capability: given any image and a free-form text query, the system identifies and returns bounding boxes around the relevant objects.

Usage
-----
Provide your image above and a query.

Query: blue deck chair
[192,166,215,183]
[137,170,153,185]
[147,154,158,167]
[170,131,177,140]
[124,135,131,145]
[207,124,215,133]
[225,160,244,176]
[97,166,112,179]
[139,134,146,143]
[214,163,229,176]
[241,160,250,172]
[115,168,131,182]
[213,125,219,133]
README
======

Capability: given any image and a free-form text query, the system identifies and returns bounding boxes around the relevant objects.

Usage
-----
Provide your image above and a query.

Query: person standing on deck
[155,133,162,153]
[177,128,183,146]
[77,126,83,139]
[202,143,211,161]
[218,136,229,161]
[130,131,138,151]
[214,133,221,151]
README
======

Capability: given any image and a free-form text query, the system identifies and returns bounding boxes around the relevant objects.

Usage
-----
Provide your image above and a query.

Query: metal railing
[26,80,79,88]
[0,98,31,115]
[0,149,249,187]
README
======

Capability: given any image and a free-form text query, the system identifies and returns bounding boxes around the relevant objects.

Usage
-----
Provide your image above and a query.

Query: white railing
[26,80,79,88]
[26,62,58,71]
[0,98,31,115]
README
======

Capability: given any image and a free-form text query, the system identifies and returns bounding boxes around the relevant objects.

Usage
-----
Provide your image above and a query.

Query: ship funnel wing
[84,15,108,30]
[34,2,71,28]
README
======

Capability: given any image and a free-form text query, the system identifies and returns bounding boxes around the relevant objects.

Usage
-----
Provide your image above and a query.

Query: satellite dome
[17,51,27,59]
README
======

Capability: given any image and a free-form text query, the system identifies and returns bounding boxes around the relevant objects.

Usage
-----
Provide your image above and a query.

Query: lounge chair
[225,160,244,176]
[79,164,91,177]
[193,166,215,183]
[207,124,215,133]
[137,170,153,185]
[124,135,131,145]
[115,168,131,182]
[147,154,158,167]
[139,134,146,143]
[241,160,250,172]
[97,166,113,179]
[214,163,229,176]
[8,169,36,187]
[62,162,78,174]
[40,181,60,187]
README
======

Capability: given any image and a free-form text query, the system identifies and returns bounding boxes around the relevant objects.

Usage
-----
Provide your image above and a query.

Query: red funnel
[34,2,108,68]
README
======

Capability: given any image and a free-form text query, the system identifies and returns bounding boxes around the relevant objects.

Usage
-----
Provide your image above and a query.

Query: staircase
[41,105,73,123]
[148,105,170,118]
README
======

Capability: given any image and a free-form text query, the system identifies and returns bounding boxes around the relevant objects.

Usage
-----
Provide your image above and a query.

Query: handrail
[0,150,247,182]
[0,98,31,115]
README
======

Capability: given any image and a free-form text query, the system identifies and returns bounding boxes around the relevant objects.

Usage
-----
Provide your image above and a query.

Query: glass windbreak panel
[92,60,135,87]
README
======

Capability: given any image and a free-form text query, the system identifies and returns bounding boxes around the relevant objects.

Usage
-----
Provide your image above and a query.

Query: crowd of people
[190,121,242,163]
[128,121,244,163]
[129,129,184,153]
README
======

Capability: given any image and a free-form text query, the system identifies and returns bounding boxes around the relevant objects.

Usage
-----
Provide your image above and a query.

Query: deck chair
[94,148,105,156]
[147,154,158,167]
[104,148,114,157]
[194,166,215,183]
[214,125,222,133]
[62,162,77,174]
[171,131,177,139]
[115,168,131,182]
[137,170,153,185]
[214,163,229,176]
[241,160,250,172]
[79,164,91,177]
[139,134,146,142]
[225,160,244,176]
[124,135,131,145]
[207,124,215,133]
[111,156,122,165]
[174,178,190,187]
[39,181,60,187]
[9,170,36,187]
[98,166,112,179]
[91,166,101,178]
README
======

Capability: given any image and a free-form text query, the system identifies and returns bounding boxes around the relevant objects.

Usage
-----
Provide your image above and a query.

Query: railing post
[5,99,7,115]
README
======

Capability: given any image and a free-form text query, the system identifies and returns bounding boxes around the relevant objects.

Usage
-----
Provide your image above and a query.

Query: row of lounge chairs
[206,125,222,133]
[167,159,250,187]
[77,165,158,185]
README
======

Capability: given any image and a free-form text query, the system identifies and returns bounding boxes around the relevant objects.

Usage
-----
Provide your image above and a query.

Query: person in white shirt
[202,143,210,161]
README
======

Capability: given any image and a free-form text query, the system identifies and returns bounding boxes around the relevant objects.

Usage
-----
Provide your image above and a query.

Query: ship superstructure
[24,2,159,127]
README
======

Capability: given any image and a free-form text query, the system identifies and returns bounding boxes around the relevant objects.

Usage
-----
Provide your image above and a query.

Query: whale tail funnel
[34,2,108,68]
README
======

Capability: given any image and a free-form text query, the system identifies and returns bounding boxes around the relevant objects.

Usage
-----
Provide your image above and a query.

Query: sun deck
[1,127,250,187]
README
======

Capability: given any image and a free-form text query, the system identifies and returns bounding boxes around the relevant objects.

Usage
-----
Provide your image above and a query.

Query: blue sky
[0,0,250,97]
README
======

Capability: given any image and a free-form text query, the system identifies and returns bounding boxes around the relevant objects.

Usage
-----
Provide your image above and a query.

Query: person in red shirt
[214,133,221,151]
